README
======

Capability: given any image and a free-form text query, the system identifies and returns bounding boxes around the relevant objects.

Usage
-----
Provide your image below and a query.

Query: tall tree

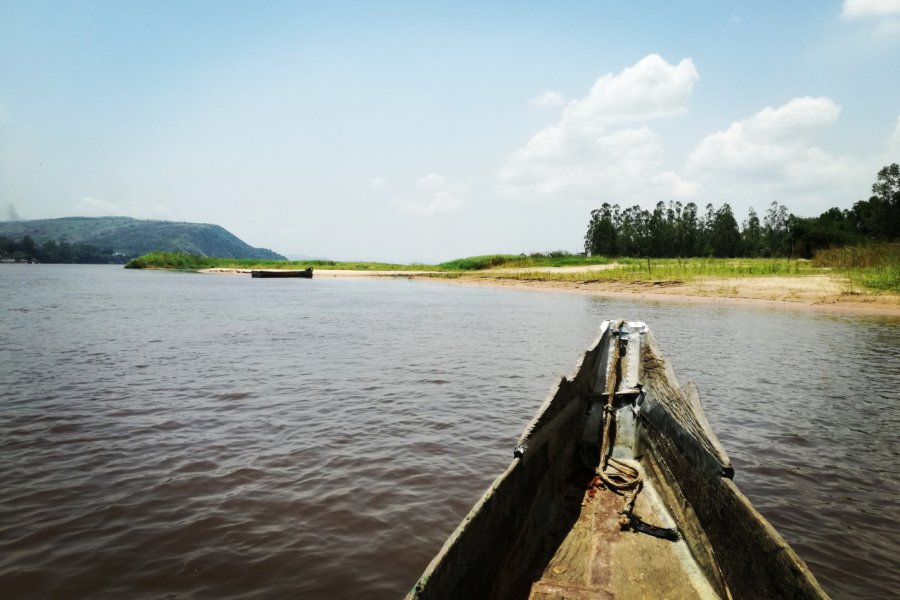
[22,235,36,258]
[677,202,700,256]
[764,201,791,257]
[710,204,742,257]
[584,203,618,256]
[864,162,900,239]
[741,208,764,257]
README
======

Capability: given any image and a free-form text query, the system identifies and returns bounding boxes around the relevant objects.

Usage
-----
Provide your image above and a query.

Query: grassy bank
[459,257,814,281]
[126,247,898,293]
[437,247,898,293]
[124,250,612,271]
[437,251,616,270]
[124,252,437,272]
[811,243,900,292]
[126,250,617,271]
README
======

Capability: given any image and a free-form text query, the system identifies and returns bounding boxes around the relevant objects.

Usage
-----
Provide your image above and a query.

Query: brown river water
[2,265,898,599]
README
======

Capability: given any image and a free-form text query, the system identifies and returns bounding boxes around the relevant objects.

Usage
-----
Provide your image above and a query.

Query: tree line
[584,163,900,258]
[0,235,130,264]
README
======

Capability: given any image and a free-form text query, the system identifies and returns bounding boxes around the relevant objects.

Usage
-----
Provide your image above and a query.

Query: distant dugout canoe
[407,320,828,600]
[250,268,313,278]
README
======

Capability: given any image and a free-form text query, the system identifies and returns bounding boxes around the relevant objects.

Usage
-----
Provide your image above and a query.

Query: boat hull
[250,268,313,278]
[407,320,828,600]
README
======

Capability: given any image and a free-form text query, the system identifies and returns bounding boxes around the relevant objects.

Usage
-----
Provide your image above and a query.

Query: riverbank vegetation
[124,164,898,294]
[125,245,899,293]
[0,234,129,264]
[812,243,900,291]
[124,252,437,272]
[436,251,616,270]
[443,249,897,291]
[583,164,899,259]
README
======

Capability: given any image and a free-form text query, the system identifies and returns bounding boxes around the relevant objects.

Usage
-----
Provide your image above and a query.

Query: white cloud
[528,90,566,108]
[417,173,447,189]
[391,173,466,215]
[497,55,699,202]
[748,97,841,139]
[875,18,900,35]
[564,54,699,127]
[370,176,386,189]
[688,97,843,173]
[842,0,900,38]
[842,0,900,18]
[652,171,704,198]
[687,97,873,213]
[76,197,125,216]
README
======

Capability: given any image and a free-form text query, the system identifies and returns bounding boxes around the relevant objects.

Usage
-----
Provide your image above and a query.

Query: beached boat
[407,320,828,599]
[250,268,313,278]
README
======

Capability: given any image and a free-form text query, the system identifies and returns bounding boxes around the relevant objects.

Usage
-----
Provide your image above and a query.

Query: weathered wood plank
[407,321,829,600]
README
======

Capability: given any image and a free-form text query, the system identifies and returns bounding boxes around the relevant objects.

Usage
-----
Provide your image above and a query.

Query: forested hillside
[0,217,285,263]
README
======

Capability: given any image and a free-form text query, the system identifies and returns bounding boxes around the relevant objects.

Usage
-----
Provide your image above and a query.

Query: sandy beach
[200,267,900,317]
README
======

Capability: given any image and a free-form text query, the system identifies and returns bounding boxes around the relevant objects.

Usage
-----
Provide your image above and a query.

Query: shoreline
[199,267,900,317]
[419,275,900,317]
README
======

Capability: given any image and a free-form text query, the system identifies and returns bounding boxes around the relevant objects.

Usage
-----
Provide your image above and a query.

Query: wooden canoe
[250,268,313,278]
[407,320,828,600]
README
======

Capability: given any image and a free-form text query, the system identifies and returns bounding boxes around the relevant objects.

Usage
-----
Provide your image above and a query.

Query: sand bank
[199,267,899,317]
[424,275,900,317]
[200,267,428,277]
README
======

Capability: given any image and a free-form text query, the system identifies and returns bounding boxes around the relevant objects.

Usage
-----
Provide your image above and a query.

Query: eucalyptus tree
[741,208,764,257]
[710,204,742,257]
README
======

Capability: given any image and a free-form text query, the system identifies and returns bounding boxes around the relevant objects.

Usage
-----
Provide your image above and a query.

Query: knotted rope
[596,328,678,541]
[596,333,643,503]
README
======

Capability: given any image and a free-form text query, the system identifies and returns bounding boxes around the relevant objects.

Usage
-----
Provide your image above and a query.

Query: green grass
[124,252,438,271]
[812,243,900,292]
[125,250,612,272]
[449,257,814,282]
[437,251,616,270]
[126,249,899,293]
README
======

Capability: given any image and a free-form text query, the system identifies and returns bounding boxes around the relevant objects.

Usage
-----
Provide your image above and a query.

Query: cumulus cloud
[842,0,900,37]
[564,54,698,126]
[651,171,704,199]
[688,97,844,173]
[528,90,566,108]
[686,97,874,213]
[391,173,466,215]
[842,0,900,18]
[875,18,900,35]
[498,54,699,201]
[370,176,386,189]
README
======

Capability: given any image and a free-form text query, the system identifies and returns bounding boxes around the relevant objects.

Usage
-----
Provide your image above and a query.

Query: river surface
[1,265,898,599]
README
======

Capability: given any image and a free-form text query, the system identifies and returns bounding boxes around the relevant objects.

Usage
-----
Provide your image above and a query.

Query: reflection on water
[1,265,897,599]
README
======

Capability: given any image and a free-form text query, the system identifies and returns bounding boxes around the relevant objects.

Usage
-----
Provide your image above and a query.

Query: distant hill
[0,217,285,261]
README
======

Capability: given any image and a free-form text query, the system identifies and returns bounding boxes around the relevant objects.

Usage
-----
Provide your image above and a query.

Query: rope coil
[596,327,678,541]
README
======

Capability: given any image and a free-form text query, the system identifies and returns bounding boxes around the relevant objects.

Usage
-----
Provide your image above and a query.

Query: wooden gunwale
[406,320,828,600]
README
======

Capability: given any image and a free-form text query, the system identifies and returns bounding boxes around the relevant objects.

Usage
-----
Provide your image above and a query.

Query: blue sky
[2,1,899,261]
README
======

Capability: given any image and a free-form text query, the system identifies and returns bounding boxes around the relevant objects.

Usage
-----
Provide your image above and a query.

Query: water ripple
[0,266,897,599]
